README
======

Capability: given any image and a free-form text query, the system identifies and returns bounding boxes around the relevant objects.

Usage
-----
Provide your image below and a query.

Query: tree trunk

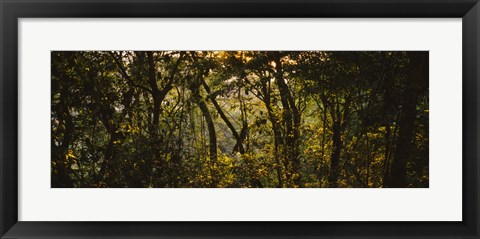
[188,70,218,183]
[260,78,284,187]
[195,92,217,163]
[272,52,301,186]
[380,52,395,187]
[386,52,428,187]
[329,119,342,187]
[147,52,160,133]
[201,79,245,154]
[52,53,75,188]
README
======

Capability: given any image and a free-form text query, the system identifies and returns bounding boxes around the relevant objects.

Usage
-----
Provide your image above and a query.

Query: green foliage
[51,51,429,188]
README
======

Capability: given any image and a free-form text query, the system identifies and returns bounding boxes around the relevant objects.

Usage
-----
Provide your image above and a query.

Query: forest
[51,51,429,188]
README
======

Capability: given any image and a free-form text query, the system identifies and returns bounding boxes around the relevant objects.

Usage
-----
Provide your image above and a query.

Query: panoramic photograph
[51,51,429,188]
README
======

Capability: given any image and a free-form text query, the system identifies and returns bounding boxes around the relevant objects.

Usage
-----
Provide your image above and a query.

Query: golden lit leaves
[215,51,253,63]
[63,149,78,170]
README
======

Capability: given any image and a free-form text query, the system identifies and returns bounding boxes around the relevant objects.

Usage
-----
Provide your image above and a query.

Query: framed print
[1,0,479,238]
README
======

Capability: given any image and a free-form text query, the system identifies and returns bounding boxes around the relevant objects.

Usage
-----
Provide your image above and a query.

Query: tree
[51,51,429,188]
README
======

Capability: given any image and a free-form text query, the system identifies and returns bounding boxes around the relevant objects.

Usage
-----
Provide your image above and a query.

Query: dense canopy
[51,51,428,188]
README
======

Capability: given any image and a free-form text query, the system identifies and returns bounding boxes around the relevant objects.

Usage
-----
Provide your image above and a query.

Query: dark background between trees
[51,51,428,188]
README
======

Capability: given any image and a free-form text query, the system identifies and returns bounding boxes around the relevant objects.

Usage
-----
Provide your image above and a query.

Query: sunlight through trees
[51,51,429,188]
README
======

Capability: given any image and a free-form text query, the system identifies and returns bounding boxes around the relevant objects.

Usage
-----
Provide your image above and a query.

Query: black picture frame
[1,0,479,238]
